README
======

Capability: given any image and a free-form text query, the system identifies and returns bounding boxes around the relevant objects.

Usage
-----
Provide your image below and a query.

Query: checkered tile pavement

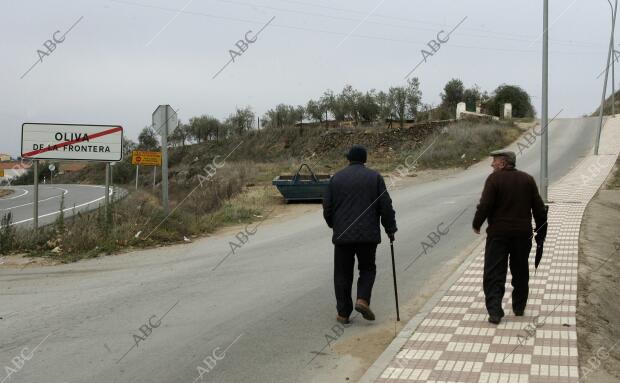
[374,120,620,383]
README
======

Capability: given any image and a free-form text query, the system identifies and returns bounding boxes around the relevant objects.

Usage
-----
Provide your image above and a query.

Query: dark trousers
[334,243,378,317]
[483,236,532,317]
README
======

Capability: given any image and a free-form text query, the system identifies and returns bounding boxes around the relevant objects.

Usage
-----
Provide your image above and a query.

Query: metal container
[272,164,331,202]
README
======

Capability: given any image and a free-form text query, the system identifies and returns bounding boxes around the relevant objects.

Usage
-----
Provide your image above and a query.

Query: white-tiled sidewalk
[368,119,620,383]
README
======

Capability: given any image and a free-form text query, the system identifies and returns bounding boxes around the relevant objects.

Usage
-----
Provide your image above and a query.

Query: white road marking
[0,187,69,211]
[0,188,29,200]
[9,187,112,226]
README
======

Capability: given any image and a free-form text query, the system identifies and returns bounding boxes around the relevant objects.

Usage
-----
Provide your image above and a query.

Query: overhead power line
[111,0,605,55]
[244,0,605,48]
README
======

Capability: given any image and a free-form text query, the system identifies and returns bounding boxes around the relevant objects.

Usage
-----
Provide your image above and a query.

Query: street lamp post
[541,0,549,202]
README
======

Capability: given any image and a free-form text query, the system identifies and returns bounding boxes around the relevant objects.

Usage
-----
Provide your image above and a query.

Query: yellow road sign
[132,151,161,166]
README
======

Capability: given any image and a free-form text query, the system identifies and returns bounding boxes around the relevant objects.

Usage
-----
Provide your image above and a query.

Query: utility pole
[540,0,549,202]
[611,0,617,117]
[596,0,619,155]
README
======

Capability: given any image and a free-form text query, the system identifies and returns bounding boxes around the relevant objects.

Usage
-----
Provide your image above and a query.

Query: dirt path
[0,188,14,198]
[577,163,620,382]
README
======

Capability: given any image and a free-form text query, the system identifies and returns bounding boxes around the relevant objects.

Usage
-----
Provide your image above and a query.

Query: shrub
[484,85,534,118]
[0,213,15,254]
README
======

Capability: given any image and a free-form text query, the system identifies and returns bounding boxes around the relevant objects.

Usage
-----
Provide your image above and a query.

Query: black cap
[346,145,367,163]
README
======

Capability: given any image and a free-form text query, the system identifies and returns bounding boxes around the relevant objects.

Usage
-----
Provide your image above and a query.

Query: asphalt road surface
[0,184,114,227]
[0,118,600,383]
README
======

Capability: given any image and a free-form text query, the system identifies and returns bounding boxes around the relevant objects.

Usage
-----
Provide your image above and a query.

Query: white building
[0,162,28,183]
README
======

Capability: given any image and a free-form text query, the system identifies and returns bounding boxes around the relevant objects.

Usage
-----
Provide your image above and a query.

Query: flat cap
[490,149,516,166]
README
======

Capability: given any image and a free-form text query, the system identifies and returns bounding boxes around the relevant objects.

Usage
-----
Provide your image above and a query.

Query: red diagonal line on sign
[23,126,122,157]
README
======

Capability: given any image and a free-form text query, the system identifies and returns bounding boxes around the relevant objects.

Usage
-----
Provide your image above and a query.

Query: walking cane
[390,240,401,321]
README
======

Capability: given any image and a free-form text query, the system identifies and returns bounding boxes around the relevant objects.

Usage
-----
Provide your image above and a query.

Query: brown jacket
[473,168,547,237]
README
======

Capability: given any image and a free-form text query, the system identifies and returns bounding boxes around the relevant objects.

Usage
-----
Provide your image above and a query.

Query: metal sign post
[49,164,55,184]
[110,162,115,198]
[152,105,177,213]
[162,107,169,213]
[33,160,39,230]
[105,163,110,214]
[136,165,139,190]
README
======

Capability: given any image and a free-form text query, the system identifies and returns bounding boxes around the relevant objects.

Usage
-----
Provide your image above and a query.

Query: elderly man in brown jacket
[473,150,547,325]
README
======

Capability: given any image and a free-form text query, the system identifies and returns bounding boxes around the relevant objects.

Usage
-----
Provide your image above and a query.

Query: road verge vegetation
[0,119,522,262]
[609,158,620,189]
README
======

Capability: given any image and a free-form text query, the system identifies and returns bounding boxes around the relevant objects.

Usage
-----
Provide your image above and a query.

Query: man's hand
[534,222,547,246]
[388,232,395,242]
[473,227,480,235]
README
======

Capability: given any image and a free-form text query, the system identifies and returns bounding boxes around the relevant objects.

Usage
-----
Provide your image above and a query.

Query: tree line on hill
[135,78,534,150]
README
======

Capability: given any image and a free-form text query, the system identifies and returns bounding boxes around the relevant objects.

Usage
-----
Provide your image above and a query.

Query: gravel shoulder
[577,163,620,382]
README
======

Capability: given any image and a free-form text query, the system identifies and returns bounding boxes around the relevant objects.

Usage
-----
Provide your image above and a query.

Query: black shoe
[488,315,501,325]
[514,309,524,316]
[355,302,375,321]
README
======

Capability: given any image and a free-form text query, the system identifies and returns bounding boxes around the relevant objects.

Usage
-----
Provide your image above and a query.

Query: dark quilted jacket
[323,162,397,245]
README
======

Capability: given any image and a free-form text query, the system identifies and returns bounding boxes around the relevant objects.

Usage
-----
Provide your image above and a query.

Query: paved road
[0,184,114,227]
[0,118,599,383]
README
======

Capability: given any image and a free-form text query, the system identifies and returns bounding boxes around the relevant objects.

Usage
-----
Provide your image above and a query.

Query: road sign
[21,123,124,161]
[48,164,55,172]
[152,105,178,135]
[132,150,162,166]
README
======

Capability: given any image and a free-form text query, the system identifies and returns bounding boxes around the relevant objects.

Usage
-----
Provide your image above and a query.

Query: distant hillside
[48,121,440,186]
[29,118,520,191]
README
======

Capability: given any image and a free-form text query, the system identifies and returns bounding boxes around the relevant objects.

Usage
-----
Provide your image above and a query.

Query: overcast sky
[0,0,613,156]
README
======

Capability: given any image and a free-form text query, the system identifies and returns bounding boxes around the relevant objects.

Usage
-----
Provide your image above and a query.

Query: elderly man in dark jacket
[323,145,397,324]
[473,150,547,325]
